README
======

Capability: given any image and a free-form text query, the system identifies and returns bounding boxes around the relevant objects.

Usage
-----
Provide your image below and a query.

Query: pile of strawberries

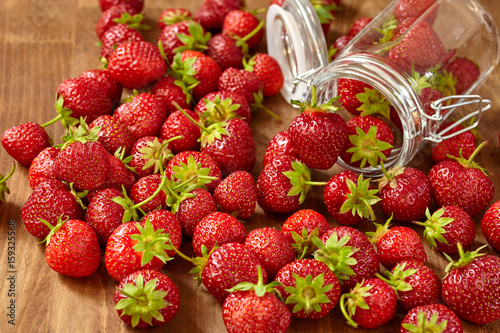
[1,0,500,331]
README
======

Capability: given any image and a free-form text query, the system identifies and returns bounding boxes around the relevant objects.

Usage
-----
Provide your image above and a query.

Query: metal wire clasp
[422,95,492,143]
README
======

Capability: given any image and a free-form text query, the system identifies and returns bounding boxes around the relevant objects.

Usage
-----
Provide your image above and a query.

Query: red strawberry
[151,76,192,115]
[337,78,374,116]
[99,0,144,13]
[314,226,380,292]
[245,227,296,278]
[192,211,246,257]
[160,109,201,153]
[89,115,135,156]
[329,35,352,61]
[282,209,330,257]
[128,136,173,179]
[0,163,15,206]
[158,8,192,29]
[21,179,83,238]
[428,141,494,218]
[431,122,477,163]
[243,53,284,97]
[262,130,297,168]
[157,21,210,63]
[348,16,373,37]
[28,147,60,189]
[222,9,263,49]
[256,155,313,213]
[206,33,246,70]
[378,165,431,223]
[143,209,182,258]
[114,269,179,328]
[442,57,480,94]
[80,69,123,108]
[288,87,348,170]
[100,153,136,194]
[393,0,437,21]
[194,90,251,124]
[213,170,256,219]
[367,216,427,269]
[480,200,500,251]
[217,67,262,105]
[441,244,500,324]
[340,115,394,168]
[105,219,172,281]
[99,23,144,60]
[275,259,341,319]
[129,174,167,214]
[108,41,167,90]
[1,122,51,167]
[176,187,217,237]
[415,206,475,255]
[114,93,167,140]
[41,217,101,277]
[378,259,441,312]
[401,303,464,333]
[323,170,380,226]
[95,4,141,38]
[339,278,398,329]
[194,0,242,31]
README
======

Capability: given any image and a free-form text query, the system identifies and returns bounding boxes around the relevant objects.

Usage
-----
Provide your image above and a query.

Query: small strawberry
[480,200,500,251]
[89,115,136,156]
[213,170,256,219]
[431,122,477,163]
[192,211,246,257]
[194,0,243,31]
[275,259,341,319]
[28,147,60,189]
[158,8,192,29]
[0,163,15,206]
[1,122,52,167]
[40,217,101,277]
[176,187,217,237]
[99,0,144,13]
[151,76,192,115]
[194,91,251,124]
[401,303,464,333]
[441,57,480,94]
[262,130,297,168]
[217,67,262,105]
[160,109,201,153]
[339,278,398,329]
[79,69,123,109]
[441,244,500,324]
[95,4,142,38]
[99,23,145,60]
[157,21,210,63]
[206,33,247,70]
[414,206,475,255]
[114,269,179,328]
[243,53,284,97]
[222,9,264,49]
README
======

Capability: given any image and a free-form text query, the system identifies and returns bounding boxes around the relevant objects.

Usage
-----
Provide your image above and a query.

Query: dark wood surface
[1,0,500,332]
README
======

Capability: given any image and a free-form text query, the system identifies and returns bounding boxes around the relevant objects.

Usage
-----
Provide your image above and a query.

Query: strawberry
[99,0,144,13]
[313,0,339,35]
[40,217,101,277]
[442,57,480,94]
[0,163,15,206]
[217,67,262,105]
[431,122,477,163]
[99,24,144,60]
[114,93,167,140]
[2,122,52,167]
[340,115,394,168]
[95,4,142,38]
[114,269,179,328]
[105,219,173,281]
[415,206,475,255]
[262,130,297,168]
[274,259,341,319]
[194,0,242,31]
[222,267,291,333]
[314,226,380,292]
[160,109,201,153]
[367,216,427,269]
[206,33,246,70]
[143,209,182,258]
[129,174,167,214]
[152,76,192,115]
[480,200,500,251]
[108,41,167,90]
[378,259,441,312]
[282,209,330,257]
[157,21,210,63]
[100,152,136,194]
[194,91,251,124]
[329,35,352,61]
[441,244,500,324]
[158,8,192,29]
[128,136,173,179]
[243,53,284,97]
[401,303,464,333]
[89,115,135,156]
[256,155,314,213]
[222,9,263,49]
[176,187,217,237]
[339,278,398,329]
[323,171,380,226]
[213,170,256,219]
[192,211,246,257]
[244,227,296,279]
[348,16,373,37]
[288,86,348,170]
[337,78,375,116]
[378,165,431,223]
[428,141,494,218]
[79,69,123,109]
[393,0,437,21]
[28,147,60,189]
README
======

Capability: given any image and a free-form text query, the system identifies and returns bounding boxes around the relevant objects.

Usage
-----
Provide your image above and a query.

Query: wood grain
[1,0,499,332]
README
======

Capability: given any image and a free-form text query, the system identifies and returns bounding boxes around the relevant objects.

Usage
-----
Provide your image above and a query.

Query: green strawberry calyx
[414,207,454,249]
[159,9,193,26]
[283,160,324,205]
[169,154,219,192]
[443,243,488,277]
[345,125,393,168]
[164,51,199,105]
[39,215,70,246]
[366,214,393,245]
[115,273,169,328]
[340,174,381,221]
[42,95,80,129]
[374,15,398,45]
[376,261,417,294]
[250,89,281,121]
[201,96,241,125]
[377,163,405,191]
[446,140,490,176]
[291,86,342,114]
[173,21,211,54]
[312,233,357,283]
[57,117,101,150]
[112,13,150,31]
[130,219,173,266]
[355,87,391,118]
[227,266,283,298]
[311,0,338,25]
[291,227,321,259]
[284,272,334,315]
[339,280,374,328]
[138,136,178,175]
[0,162,16,203]
[401,311,448,333]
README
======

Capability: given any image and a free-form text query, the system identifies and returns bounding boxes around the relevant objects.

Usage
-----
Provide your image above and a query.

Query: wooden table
[1,0,499,332]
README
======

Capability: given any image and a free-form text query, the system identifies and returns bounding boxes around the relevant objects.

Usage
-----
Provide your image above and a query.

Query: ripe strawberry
[192,211,246,257]
[314,226,380,292]
[428,142,494,218]
[28,147,60,189]
[337,78,375,116]
[213,170,256,219]
[275,259,341,319]
[401,303,463,333]
[143,209,182,258]
[206,33,246,70]
[288,87,348,170]
[244,53,284,97]
[99,23,144,60]
[329,35,352,61]
[256,155,313,213]
[393,0,437,21]
[160,109,201,153]
[415,206,475,255]
[217,67,262,105]
[441,244,500,324]
[340,115,394,168]
[152,76,192,115]
[99,0,144,13]
[431,122,477,163]
[114,92,167,140]
[194,0,242,31]
[158,8,192,29]
[0,163,15,206]
[157,21,210,63]
[348,16,373,37]
[245,227,296,278]
[442,57,480,94]
[105,219,172,281]
[89,115,135,156]
[222,9,263,49]
[176,187,217,237]
[80,69,123,108]
[129,174,167,214]
[114,269,179,328]
[41,217,101,277]
[378,165,431,223]
[100,153,136,194]
[282,209,330,257]
[2,122,51,167]
[262,130,297,168]
[339,278,397,329]
[128,136,173,179]
[323,170,380,226]
[480,200,500,251]
[367,216,427,269]
[95,4,141,38]
[194,90,251,124]
[378,259,441,312]
[108,41,167,90]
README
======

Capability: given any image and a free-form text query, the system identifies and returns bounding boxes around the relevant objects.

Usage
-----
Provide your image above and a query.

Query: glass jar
[266,0,499,177]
